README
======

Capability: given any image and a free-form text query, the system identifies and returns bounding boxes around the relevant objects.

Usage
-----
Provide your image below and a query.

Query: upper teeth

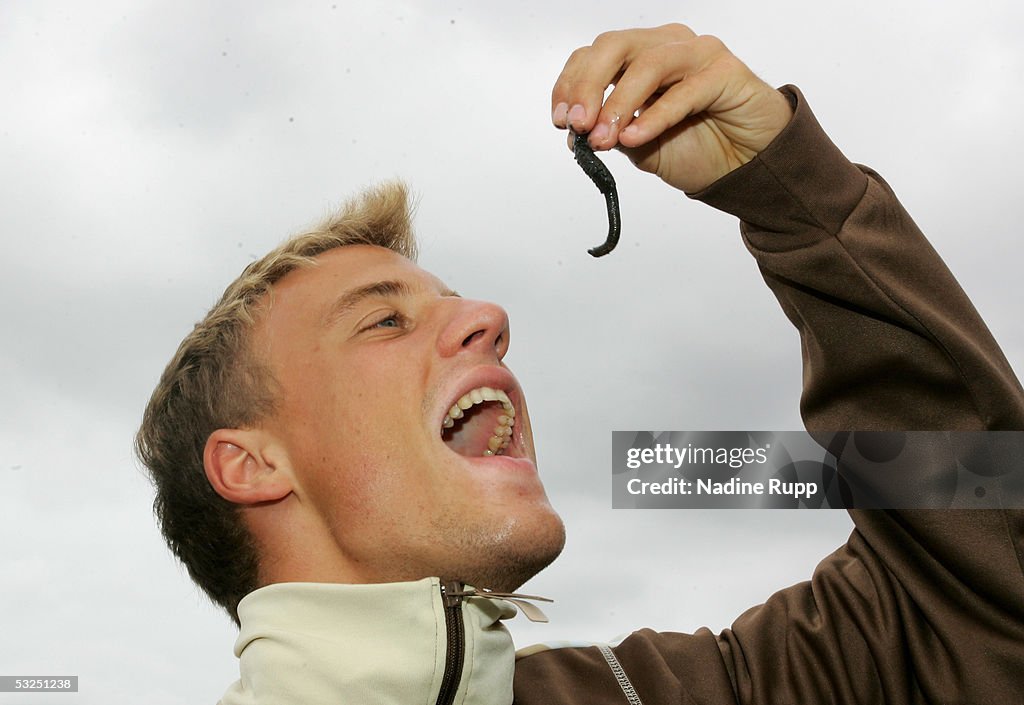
[442,386,516,457]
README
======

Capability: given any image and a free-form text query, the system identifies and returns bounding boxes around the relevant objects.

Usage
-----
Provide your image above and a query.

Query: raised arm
[692,81,1024,703]
[517,25,1024,704]
[551,23,1024,430]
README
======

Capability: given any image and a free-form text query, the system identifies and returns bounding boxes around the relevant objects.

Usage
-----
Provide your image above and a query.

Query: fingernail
[590,122,609,145]
[567,104,586,131]
[620,124,639,143]
[552,102,568,125]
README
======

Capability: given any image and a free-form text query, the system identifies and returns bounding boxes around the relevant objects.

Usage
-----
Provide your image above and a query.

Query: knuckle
[567,46,589,63]
[592,29,623,49]
[694,33,728,54]
[660,22,695,38]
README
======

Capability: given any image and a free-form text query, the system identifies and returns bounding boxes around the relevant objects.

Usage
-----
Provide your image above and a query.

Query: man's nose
[437,299,510,360]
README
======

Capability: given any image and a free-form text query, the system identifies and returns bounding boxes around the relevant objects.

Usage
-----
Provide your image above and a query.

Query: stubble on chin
[430,511,566,592]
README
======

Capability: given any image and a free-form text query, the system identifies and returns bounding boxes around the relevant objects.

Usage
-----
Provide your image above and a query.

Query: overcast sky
[3,1,1022,703]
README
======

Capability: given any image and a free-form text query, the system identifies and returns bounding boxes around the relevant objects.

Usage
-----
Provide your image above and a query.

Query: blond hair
[136,182,416,624]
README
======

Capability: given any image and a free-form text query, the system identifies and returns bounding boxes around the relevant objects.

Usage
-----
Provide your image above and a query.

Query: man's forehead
[270,244,454,316]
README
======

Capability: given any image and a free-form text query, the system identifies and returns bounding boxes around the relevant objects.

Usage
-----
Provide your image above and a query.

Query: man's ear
[203,428,294,505]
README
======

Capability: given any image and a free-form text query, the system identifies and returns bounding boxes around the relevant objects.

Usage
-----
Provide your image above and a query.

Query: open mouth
[440,386,516,457]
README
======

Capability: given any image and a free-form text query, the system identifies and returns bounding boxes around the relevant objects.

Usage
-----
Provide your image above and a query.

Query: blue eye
[366,311,405,330]
[358,309,410,334]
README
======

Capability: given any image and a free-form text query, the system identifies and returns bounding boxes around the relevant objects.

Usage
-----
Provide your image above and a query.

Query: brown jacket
[513,87,1024,704]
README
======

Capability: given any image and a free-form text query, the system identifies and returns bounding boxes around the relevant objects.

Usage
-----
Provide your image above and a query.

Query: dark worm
[572,131,621,257]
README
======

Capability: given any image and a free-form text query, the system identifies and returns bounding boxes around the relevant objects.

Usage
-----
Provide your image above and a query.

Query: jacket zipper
[435,581,465,705]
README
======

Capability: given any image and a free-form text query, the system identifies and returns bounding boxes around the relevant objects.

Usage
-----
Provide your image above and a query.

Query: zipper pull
[440,581,464,608]
[452,587,554,623]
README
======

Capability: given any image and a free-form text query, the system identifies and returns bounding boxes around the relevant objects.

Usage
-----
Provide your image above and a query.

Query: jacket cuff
[690,85,868,237]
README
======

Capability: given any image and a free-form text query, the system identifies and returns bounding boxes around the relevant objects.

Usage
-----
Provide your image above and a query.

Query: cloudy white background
[2,1,1022,702]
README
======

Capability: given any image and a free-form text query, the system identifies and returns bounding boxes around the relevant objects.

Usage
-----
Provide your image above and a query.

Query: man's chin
[453,515,567,593]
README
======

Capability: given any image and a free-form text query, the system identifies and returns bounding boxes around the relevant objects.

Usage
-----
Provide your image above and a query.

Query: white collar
[219,577,519,705]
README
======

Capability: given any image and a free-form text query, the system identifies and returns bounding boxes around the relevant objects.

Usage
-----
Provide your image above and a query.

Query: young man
[138,24,1024,704]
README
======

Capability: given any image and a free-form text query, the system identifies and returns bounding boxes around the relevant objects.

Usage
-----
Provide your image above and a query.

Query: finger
[551,24,697,134]
[614,79,708,149]
[595,35,729,150]
[551,42,625,135]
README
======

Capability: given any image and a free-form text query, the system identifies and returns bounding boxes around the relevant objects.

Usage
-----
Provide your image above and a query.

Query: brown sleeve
[699,85,1024,703]
[696,86,1024,432]
[515,87,1024,704]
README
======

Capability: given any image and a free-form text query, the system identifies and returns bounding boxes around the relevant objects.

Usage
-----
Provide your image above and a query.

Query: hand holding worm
[552,24,793,195]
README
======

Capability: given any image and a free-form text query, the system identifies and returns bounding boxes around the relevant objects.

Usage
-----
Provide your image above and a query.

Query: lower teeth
[484,429,512,456]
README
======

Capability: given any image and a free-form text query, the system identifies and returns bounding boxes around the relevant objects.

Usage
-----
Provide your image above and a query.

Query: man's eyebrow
[321,280,460,327]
